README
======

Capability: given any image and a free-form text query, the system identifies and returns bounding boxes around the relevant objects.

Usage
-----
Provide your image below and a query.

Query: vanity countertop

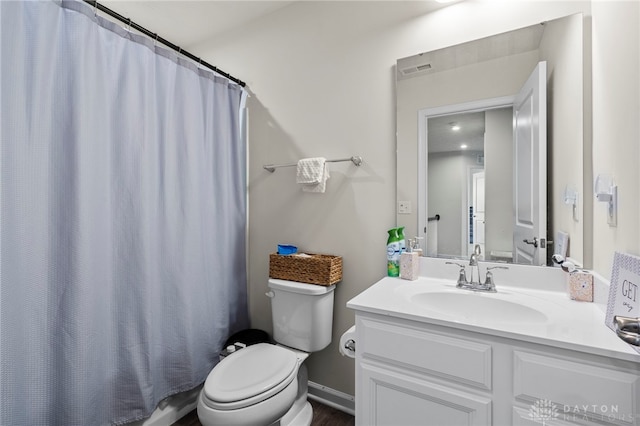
[347,275,640,364]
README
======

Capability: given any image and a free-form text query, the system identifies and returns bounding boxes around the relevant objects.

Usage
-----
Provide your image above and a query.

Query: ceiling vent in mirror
[401,63,432,76]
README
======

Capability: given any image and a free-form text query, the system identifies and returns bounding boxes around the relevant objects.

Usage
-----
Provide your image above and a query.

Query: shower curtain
[0,1,249,425]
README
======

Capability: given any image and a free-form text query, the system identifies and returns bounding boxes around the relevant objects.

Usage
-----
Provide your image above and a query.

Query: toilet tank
[267,279,335,352]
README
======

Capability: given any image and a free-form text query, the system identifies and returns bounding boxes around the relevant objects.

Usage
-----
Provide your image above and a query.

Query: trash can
[219,329,271,359]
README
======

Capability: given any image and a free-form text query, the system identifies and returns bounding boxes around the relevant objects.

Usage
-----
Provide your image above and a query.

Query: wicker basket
[269,253,342,286]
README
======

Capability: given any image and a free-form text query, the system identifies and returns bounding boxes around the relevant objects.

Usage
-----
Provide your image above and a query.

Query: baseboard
[126,380,354,425]
[307,381,355,416]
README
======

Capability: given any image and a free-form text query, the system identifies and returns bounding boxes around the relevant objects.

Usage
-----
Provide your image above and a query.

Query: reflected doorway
[422,103,515,261]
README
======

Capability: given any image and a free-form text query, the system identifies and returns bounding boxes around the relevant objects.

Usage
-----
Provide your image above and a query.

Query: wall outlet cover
[398,201,412,214]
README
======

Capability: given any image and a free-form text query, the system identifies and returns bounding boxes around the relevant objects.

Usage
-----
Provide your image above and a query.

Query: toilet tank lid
[268,279,335,295]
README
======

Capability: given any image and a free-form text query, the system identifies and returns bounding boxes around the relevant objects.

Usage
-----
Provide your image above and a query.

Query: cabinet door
[358,362,491,426]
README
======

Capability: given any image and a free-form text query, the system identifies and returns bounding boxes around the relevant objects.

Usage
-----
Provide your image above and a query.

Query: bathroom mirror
[396,13,585,266]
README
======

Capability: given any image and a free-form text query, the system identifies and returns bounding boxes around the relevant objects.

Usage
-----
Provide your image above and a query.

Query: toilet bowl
[197,279,335,426]
[197,343,310,426]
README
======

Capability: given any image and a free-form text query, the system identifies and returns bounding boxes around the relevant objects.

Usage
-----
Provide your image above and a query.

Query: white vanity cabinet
[354,312,640,426]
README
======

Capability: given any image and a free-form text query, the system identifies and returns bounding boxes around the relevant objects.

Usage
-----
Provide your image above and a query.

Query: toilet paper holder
[344,339,356,353]
[339,325,356,358]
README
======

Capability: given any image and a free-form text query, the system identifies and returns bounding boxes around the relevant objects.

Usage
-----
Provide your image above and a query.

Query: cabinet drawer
[514,350,640,425]
[359,317,492,390]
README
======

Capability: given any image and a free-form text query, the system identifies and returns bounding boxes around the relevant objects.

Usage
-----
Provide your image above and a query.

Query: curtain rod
[83,0,246,88]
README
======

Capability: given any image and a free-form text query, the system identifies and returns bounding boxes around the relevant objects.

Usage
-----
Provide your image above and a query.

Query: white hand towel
[296,157,330,193]
[296,157,326,184]
[302,166,329,193]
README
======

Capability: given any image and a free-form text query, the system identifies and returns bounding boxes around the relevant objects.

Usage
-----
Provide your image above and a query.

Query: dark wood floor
[173,399,354,426]
[307,399,355,426]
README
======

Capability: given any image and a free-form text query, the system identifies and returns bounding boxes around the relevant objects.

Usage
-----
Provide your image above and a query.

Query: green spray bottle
[397,226,406,255]
[387,228,401,277]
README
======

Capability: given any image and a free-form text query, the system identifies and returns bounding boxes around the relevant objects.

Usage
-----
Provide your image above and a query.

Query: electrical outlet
[398,201,412,214]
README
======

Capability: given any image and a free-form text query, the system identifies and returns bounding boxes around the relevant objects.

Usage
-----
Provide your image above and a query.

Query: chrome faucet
[446,248,508,293]
[468,245,482,284]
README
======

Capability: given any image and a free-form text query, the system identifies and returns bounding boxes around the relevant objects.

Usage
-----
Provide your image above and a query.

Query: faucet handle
[445,261,468,287]
[484,266,508,291]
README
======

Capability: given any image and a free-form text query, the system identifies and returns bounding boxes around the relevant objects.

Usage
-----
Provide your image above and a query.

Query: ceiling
[100,1,297,49]
[99,1,455,51]
[428,111,486,154]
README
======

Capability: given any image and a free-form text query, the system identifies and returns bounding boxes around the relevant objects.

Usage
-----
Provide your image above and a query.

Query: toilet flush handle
[265,290,275,298]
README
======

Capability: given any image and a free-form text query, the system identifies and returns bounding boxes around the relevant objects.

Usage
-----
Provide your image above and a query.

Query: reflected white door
[513,61,547,265]
[472,171,485,257]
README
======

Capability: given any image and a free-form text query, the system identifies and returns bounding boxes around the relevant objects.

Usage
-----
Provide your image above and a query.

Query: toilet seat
[202,343,299,410]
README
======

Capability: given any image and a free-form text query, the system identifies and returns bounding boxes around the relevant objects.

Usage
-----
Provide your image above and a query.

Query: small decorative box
[400,252,419,281]
[568,271,593,302]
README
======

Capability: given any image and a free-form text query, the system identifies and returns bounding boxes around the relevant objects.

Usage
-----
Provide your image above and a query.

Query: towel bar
[264,156,362,173]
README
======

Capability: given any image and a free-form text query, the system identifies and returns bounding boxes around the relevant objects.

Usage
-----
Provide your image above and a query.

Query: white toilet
[197,278,336,426]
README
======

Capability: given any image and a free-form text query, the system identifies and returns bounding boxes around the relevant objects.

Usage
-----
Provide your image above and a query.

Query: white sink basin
[409,291,549,324]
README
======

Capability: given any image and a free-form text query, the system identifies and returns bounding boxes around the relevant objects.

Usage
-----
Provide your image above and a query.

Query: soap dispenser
[400,238,420,281]
[412,237,424,257]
